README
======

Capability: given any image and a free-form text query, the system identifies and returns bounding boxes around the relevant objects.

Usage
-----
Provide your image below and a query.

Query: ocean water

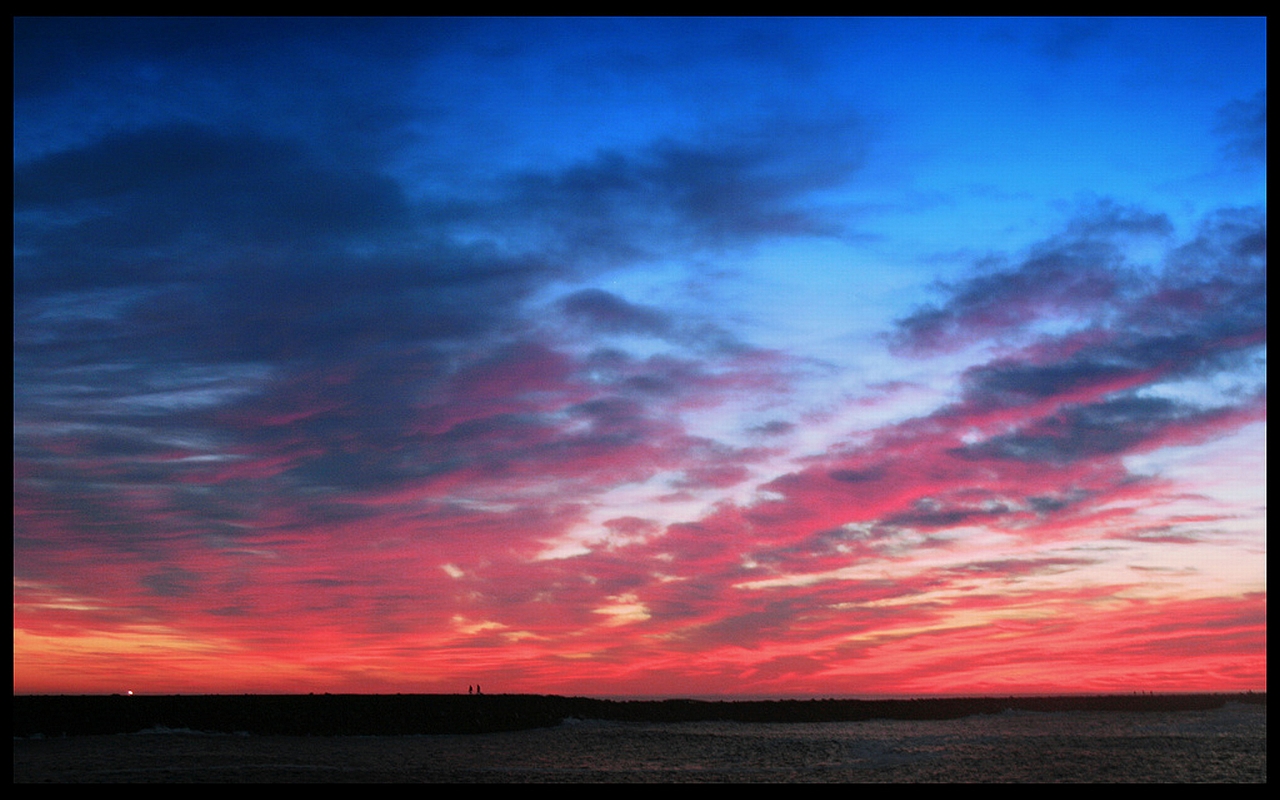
[13,702,1265,782]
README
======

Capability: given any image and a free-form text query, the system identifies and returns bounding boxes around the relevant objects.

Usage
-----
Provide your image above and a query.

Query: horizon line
[14,689,1267,700]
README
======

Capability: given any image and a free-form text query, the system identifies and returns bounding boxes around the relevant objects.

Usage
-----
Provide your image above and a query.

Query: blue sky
[14,18,1266,695]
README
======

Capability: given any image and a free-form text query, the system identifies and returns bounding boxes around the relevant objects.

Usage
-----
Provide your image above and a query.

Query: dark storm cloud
[895,203,1264,395]
[1062,199,1174,239]
[1160,206,1266,280]
[556,289,754,357]
[558,289,674,337]
[954,320,1261,416]
[14,110,864,379]
[953,395,1247,465]
[891,199,1180,354]
[496,120,866,261]
[892,244,1126,354]
[750,420,795,436]
[1214,89,1267,165]
[141,567,200,598]
[14,124,411,292]
[959,356,1136,411]
[1025,491,1090,515]
[14,239,562,505]
[12,107,668,508]
[561,397,659,447]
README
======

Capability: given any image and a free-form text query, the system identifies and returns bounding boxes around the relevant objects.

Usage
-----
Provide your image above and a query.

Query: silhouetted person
[468,685,473,695]
[476,684,482,695]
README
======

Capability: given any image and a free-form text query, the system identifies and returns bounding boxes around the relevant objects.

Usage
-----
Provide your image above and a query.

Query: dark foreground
[14,701,1266,782]
[13,692,1264,737]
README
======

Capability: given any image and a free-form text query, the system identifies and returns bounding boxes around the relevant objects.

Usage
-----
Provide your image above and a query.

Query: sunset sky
[14,18,1266,697]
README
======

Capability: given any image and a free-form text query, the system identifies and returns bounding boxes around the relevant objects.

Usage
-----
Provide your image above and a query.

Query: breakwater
[13,692,1264,738]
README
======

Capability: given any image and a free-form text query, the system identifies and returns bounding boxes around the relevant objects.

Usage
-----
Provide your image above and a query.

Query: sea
[13,701,1265,782]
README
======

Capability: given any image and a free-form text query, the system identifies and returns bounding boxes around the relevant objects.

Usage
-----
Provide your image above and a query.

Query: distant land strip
[13,693,1265,738]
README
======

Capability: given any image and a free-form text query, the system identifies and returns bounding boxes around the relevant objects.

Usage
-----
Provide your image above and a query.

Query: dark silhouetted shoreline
[12,692,1264,738]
